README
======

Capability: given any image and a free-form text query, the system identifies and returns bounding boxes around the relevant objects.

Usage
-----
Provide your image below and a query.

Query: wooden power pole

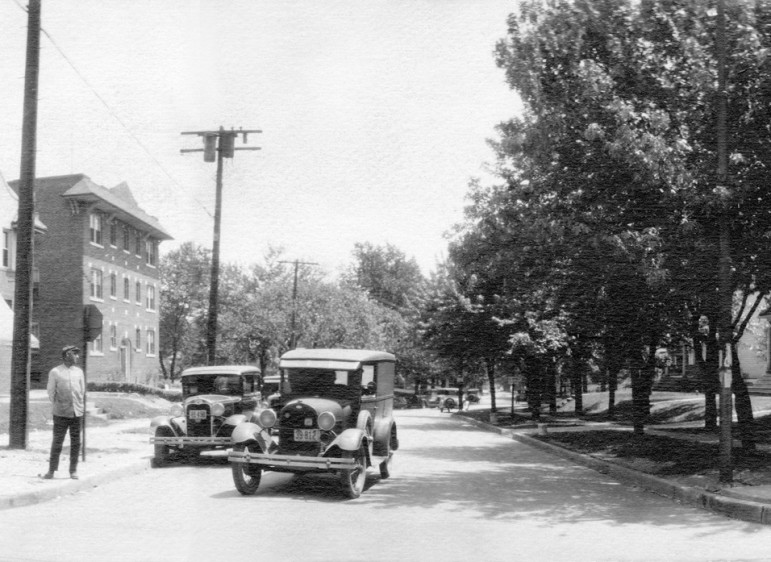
[181,127,261,364]
[9,0,42,450]
[279,259,318,349]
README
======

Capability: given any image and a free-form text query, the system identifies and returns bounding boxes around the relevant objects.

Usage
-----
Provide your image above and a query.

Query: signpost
[81,305,102,461]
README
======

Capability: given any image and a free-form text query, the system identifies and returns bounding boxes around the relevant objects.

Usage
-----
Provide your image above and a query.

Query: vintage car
[150,365,264,466]
[426,387,460,411]
[228,348,399,499]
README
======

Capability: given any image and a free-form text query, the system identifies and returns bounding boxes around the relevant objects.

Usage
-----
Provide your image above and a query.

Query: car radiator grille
[187,404,212,437]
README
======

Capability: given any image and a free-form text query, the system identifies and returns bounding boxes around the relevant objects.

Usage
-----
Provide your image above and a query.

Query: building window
[110,324,117,349]
[90,268,103,300]
[122,226,130,252]
[146,285,156,311]
[89,214,103,246]
[123,277,130,301]
[2,230,9,268]
[135,328,141,351]
[109,221,118,247]
[110,272,117,299]
[145,239,157,267]
[146,329,156,355]
[135,280,141,304]
[135,231,142,256]
[90,331,103,354]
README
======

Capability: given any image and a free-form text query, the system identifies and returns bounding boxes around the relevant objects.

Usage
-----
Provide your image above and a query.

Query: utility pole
[9,0,42,450]
[181,127,261,364]
[279,259,318,349]
[716,0,733,484]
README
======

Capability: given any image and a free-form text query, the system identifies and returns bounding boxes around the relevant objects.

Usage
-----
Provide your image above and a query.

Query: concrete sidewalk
[0,417,152,510]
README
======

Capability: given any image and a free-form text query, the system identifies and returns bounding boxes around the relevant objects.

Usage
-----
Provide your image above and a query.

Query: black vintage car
[150,365,264,465]
[228,348,399,499]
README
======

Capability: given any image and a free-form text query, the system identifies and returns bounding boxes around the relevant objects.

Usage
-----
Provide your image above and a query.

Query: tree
[158,242,210,381]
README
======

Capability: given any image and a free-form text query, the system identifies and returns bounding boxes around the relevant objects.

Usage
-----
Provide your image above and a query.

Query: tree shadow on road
[354,412,765,533]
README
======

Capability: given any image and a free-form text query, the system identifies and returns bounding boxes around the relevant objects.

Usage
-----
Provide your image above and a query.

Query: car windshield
[285,368,362,400]
[183,375,242,398]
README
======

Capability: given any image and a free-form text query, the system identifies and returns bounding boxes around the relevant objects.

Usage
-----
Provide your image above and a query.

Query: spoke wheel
[231,444,262,495]
[340,444,367,499]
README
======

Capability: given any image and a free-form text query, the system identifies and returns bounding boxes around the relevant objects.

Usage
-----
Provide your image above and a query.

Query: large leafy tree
[485,0,771,438]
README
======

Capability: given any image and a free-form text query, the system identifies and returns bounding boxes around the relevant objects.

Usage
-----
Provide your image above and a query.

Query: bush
[87,381,182,401]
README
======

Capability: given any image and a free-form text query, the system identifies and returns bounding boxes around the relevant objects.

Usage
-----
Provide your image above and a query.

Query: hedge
[87,381,182,401]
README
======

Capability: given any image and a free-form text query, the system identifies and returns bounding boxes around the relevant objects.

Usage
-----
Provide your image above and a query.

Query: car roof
[279,348,395,370]
[181,365,261,377]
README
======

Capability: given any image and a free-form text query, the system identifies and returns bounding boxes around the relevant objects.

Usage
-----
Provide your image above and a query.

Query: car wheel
[153,428,174,467]
[231,444,262,495]
[444,398,456,411]
[379,429,397,479]
[340,443,367,499]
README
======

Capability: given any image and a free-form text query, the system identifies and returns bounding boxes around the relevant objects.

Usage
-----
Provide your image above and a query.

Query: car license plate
[294,429,320,442]
[189,409,207,421]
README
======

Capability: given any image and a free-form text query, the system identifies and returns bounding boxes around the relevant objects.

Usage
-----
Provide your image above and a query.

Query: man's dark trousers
[49,415,82,473]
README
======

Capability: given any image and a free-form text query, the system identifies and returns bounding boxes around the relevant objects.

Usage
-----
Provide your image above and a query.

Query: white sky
[0,0,521,276]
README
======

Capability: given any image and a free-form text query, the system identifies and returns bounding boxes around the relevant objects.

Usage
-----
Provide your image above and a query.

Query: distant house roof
[0,170,47,234]
[10,174,172,241]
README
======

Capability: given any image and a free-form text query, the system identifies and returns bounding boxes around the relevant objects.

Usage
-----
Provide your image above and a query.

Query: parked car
[229,348,399,499]
[150,365,265,466]
[394,388,426,409]
[426,387,460,411]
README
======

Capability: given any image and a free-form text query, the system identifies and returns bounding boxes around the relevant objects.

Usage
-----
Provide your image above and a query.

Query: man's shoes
[69,472,78,480]
[42,472,54,479]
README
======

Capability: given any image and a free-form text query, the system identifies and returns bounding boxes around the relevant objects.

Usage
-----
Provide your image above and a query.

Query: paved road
[2,409,771,562]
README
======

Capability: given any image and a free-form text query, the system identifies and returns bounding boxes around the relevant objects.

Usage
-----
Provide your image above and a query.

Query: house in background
[9,174,172,388]
[0,170,45,394]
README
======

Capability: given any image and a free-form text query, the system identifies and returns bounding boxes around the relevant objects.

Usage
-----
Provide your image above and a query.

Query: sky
[0,0,522,277]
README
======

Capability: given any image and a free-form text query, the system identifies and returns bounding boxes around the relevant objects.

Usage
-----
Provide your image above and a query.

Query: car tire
[340,443,367,499]
[231,444,262,495]
[153,428,174,467]
[444,398,456,411]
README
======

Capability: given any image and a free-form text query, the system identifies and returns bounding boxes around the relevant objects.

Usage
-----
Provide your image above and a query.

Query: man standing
[42,345,85,480]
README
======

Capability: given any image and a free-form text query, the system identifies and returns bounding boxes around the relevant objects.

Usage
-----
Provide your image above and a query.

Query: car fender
[223,413,248,427]
[329,427,368,453]
[230,422,272,452]
[372,417,397,456]
[150,416,181,436]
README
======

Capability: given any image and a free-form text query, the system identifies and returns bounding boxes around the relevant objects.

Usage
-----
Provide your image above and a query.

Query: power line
[9,0,214,220]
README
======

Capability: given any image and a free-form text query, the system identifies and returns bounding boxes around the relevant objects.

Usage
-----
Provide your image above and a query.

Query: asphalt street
[1,409,771,562]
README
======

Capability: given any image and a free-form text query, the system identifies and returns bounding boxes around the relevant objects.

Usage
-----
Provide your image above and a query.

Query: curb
[456,414,771,526]
[0,459,151,512]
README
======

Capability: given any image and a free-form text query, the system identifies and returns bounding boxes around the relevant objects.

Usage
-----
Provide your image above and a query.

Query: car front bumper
[228,449,356,470]
[150,436,232,446]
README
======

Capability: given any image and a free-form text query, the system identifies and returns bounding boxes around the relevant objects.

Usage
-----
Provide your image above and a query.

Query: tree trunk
[730,342,756,451]
[486,359,497,413]
[526,357,542,421]
[547,360,557,416]
[703,334,720,430]
[631,347,656,435]
[571,354,583,416]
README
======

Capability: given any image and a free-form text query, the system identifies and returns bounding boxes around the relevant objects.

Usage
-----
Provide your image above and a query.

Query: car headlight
[170,404,183,417]
[211,403,225,417]
[259,408,277,428]
[317,411,336,431]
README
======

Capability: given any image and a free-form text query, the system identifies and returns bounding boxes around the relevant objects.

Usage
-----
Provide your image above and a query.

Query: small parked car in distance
[426,387,460,411]
[228,348,399,499]
[150,365,265,466]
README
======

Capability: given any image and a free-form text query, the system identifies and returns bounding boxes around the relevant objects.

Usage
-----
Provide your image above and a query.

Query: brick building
[9,174,172,387]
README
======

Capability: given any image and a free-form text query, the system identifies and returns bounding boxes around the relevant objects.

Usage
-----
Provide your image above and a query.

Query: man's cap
[62,345,80,356]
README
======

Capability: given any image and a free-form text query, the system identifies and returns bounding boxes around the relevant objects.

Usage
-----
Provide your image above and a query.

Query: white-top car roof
[279,348,395,371]
[181,365,261,377]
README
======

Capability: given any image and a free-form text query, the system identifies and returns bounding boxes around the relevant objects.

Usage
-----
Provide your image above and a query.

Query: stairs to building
[85,403,110,423]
